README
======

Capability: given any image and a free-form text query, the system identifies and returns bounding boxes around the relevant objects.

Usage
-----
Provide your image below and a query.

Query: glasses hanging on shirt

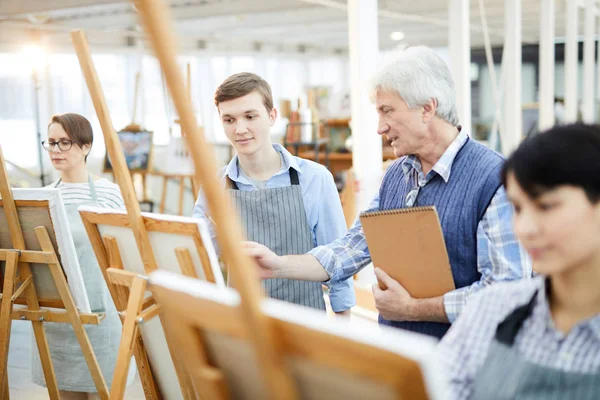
[42,139,74,152]
[405,186,421,207]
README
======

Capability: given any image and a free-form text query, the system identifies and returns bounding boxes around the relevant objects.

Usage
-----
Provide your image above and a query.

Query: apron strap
[227,167,300,190]
[54,175,98,202]
[495,289,539,346]
[226,176,239,190]
[88,175,98,202]
[289,167,300,185]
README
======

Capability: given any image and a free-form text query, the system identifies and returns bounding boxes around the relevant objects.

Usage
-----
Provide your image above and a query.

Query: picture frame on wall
[103,130,154,173]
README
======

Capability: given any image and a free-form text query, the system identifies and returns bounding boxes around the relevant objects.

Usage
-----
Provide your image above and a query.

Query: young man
[193,72,354,314]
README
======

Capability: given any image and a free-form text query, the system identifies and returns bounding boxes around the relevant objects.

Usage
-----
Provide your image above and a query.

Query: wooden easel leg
[160,177,168,214]
[0,250,18,393]
[30,319,60,399]
[2,373,8,399]
[102,236,161,399]
[110,276,146,400]
[35,227,109,399]
[178,176,184,216]
[131,338,162,400]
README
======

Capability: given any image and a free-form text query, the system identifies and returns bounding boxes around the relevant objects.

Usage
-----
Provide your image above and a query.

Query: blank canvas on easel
[150,270,448,400]
[79,205,224,399]
[0,189,90,312]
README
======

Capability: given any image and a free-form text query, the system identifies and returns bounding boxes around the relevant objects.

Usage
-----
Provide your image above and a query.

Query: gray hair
[369,46,459,126]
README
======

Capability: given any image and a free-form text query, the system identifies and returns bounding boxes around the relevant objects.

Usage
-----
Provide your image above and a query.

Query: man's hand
[243,241,284,279]
[372,267,417,321]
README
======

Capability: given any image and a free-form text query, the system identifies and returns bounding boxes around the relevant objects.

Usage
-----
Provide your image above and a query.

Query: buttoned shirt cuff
[328,286,356,312]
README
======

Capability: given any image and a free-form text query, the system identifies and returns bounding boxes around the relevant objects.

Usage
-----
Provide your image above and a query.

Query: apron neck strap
[226,176,239,190]
[495,289,539,346]
[55,174,98,202]
[227,167,300,191]
[289,167,299,185]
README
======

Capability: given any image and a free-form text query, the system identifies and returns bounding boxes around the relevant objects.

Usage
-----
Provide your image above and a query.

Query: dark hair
[214,72,273,112]
[501,123,600,203]
[48,113,94,161]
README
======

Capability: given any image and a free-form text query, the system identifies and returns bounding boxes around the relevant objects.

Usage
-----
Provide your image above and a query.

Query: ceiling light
[390,31,405,41]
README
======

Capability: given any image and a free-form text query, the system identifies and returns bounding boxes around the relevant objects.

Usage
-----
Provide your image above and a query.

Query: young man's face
[218,91,276,157]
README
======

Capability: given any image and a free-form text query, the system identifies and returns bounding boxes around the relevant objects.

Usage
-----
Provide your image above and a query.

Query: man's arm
[243,243,329,280]
[442,186,532,322]
[244,197,377,283]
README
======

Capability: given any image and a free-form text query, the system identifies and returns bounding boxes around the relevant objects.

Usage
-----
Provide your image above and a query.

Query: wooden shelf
[298,147,396,175]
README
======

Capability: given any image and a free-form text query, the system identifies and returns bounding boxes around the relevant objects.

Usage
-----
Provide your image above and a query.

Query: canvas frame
[149,270,448,400]
[0,189,91,312]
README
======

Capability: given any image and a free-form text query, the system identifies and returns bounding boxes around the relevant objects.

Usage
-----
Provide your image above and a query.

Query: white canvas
[1,188,91,313]
[149,270,449,400]
[78,205,225,399]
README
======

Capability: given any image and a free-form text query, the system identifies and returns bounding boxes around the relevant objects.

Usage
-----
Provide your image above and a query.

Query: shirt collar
[224,143,302,183]
[401,127,469,183]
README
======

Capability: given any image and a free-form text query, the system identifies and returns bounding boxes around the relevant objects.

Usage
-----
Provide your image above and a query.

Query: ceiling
[0,0,584,54]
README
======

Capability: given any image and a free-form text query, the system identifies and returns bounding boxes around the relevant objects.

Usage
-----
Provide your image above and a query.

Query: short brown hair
[48,113,93,161]
[214,72,273,112]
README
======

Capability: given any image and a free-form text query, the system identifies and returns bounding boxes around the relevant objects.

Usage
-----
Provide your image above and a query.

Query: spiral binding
[360,205,436,218]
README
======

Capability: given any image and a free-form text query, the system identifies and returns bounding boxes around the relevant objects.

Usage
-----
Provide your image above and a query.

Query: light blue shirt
[193,143,355,312]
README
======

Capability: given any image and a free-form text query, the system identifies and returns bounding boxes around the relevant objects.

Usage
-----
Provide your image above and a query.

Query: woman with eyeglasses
[438,123,600,399]
[34,113,134,399]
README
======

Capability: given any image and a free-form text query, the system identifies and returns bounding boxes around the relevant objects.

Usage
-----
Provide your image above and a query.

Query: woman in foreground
[438,123,600,399]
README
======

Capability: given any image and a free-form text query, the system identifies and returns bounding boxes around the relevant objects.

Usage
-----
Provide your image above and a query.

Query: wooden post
[131,0,299,398]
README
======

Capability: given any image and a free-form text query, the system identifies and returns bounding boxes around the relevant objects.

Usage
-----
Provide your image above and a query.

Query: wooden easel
[157,62,200,215]
[71,31,196,399]
[132,0,302,398]
[150,272,433,400]
[0,145,109,399]
[78,206,223,399]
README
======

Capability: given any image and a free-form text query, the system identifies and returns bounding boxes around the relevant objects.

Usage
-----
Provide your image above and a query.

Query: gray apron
[32,176,135,392]
[228,167,326,310]
[473,289,600,399]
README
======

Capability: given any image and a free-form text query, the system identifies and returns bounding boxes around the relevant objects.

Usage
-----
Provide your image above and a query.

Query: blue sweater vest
[378,137,504,339]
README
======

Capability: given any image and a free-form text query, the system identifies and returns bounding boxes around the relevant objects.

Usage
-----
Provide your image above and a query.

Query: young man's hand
[243,241,284,279]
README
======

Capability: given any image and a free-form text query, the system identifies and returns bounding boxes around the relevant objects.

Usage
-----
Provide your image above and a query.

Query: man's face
[375,90,428,158]
[218,91,276,157]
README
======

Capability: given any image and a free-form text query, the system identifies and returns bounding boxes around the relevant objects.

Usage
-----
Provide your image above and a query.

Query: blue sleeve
[311,166,355,312]
[192,185,219,255]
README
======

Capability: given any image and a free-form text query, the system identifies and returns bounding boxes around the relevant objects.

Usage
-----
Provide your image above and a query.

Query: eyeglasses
[42,139,73,152]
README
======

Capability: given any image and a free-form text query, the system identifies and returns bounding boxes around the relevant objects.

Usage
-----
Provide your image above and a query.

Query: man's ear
[269,107,278,126]
[422,98,437,122]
